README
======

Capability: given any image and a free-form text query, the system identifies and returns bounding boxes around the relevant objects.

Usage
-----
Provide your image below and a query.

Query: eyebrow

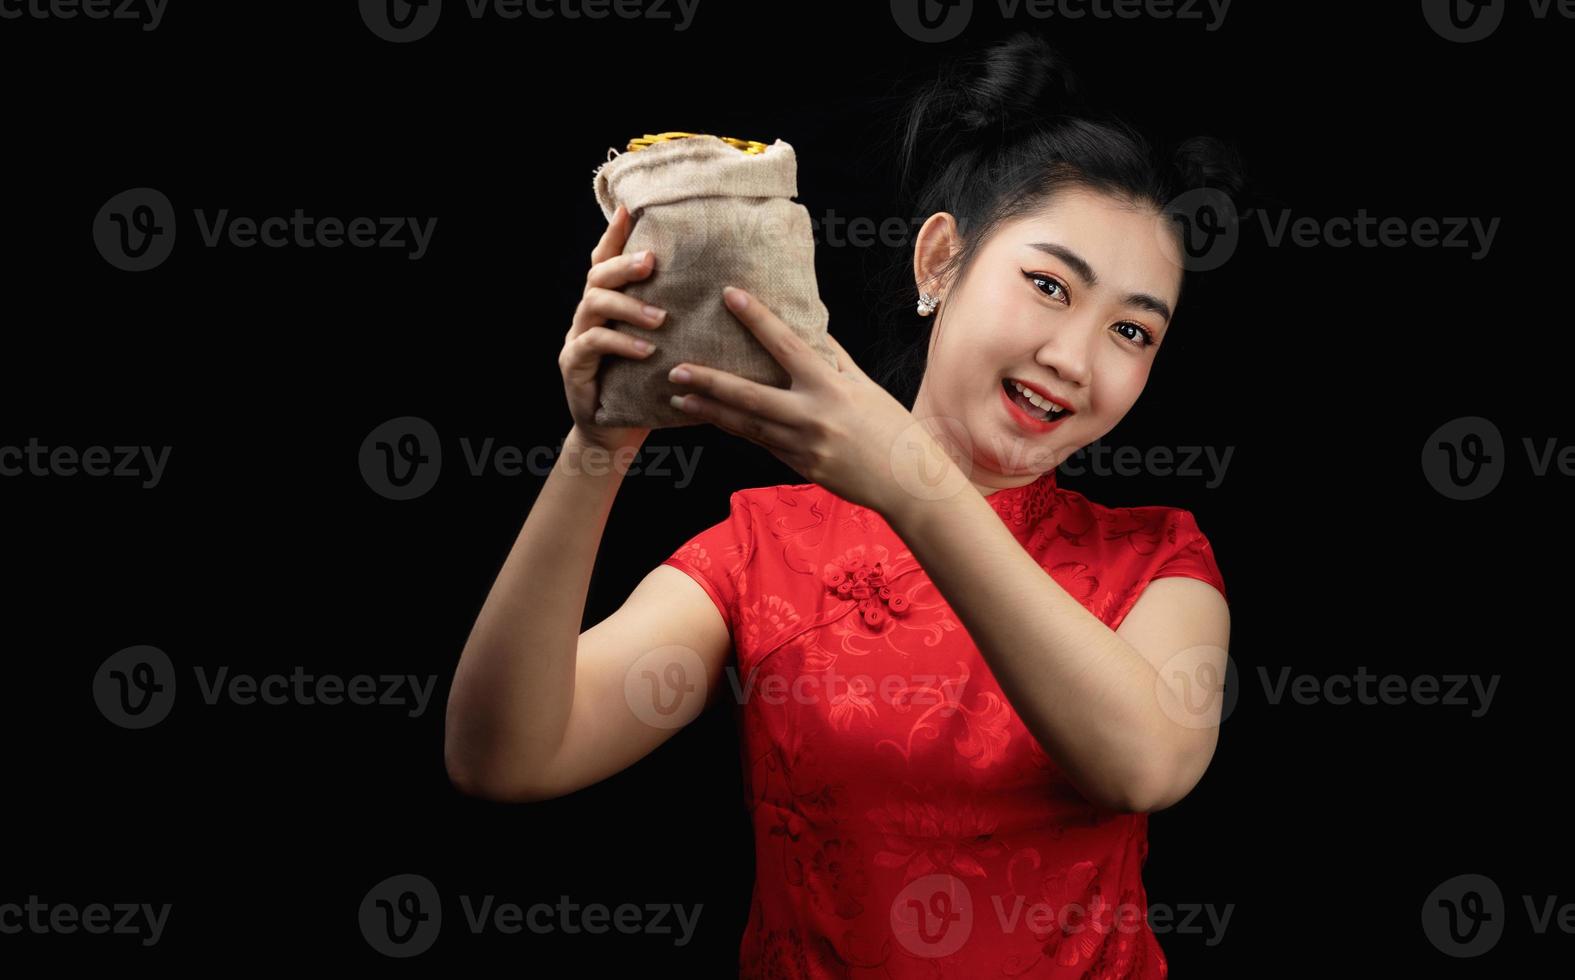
[1026,241,1174,325]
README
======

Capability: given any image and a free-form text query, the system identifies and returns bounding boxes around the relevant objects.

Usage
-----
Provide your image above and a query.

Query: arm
[443,424,731,802]
[884,485,1231,813]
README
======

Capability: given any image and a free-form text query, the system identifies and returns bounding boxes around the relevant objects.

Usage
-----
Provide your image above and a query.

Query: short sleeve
[1149,509,1228,604]
[660,490,754,633]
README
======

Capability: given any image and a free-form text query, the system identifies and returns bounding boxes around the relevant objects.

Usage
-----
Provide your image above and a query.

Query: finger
[590,203,631,267]
[561,325,657,383]
[571,286,668,339]
[587,247,655,291]
[721,286,832,385]
[670,392,799,449]
[667,361,798,426]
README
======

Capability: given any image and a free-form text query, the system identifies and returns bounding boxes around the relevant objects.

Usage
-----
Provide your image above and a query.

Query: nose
[1033,320,1093,390]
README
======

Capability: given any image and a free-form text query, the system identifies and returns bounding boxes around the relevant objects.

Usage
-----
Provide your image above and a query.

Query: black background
[2,0,1566,973]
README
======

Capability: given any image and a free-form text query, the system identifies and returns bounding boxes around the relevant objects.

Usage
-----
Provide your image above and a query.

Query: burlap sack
[590,135,836,429]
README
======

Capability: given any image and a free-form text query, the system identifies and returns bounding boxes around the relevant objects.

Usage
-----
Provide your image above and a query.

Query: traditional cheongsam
[662,467,1227,979]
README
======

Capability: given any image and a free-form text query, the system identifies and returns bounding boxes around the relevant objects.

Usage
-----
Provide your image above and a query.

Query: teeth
[1010,380,1066,417]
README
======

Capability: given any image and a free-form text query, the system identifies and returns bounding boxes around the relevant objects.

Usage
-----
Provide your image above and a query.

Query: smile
[1000,378,1072,431]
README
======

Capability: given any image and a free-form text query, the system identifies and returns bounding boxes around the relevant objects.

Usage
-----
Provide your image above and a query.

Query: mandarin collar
[982,467,1060,534]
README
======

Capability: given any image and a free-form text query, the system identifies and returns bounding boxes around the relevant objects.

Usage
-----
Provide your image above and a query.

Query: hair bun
[955,31,1083,135]
[1170,135,1248,204]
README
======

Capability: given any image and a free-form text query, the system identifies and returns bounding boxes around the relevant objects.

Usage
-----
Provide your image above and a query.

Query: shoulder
[724,481,827,512]
[1066,487,1210,543]
[709,481,843,537]
[1058,490,1222,580]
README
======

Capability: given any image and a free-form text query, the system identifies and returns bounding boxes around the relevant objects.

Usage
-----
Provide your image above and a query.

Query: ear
[912,211,961,299]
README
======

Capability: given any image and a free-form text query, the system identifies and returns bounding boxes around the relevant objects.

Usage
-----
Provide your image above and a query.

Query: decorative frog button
[823,557,909,628]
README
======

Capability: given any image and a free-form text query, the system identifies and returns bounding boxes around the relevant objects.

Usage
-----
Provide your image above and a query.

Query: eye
[1023,271,1158,350]
[1113,322,1158,348]
[1025,272,1067,303]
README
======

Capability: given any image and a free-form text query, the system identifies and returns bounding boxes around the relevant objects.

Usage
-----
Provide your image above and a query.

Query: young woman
[446,32,1243,980]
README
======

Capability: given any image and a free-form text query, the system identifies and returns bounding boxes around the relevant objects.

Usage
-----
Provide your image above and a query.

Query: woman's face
[909,187,1183,490]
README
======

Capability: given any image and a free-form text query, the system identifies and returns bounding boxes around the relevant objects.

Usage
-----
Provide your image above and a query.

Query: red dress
[662,467,1227,979]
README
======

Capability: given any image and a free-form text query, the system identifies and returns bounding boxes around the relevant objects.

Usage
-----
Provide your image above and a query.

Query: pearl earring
[916,291,939,316]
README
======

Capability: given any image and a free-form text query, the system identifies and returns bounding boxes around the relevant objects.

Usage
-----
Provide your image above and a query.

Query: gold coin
[624,132,770,153]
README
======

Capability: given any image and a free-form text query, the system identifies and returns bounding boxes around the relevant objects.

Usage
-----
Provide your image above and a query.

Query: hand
[666,286,952,518]
[560,202,668,454]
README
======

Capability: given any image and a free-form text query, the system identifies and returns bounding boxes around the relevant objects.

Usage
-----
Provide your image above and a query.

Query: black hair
[865,31,1249,410]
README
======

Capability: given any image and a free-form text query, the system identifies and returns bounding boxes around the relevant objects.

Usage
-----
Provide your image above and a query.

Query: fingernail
[723,286,748,311]
[631,250,650,266]
[643,304,666,323]
[670,394,689,410]
[668,365,692,382]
